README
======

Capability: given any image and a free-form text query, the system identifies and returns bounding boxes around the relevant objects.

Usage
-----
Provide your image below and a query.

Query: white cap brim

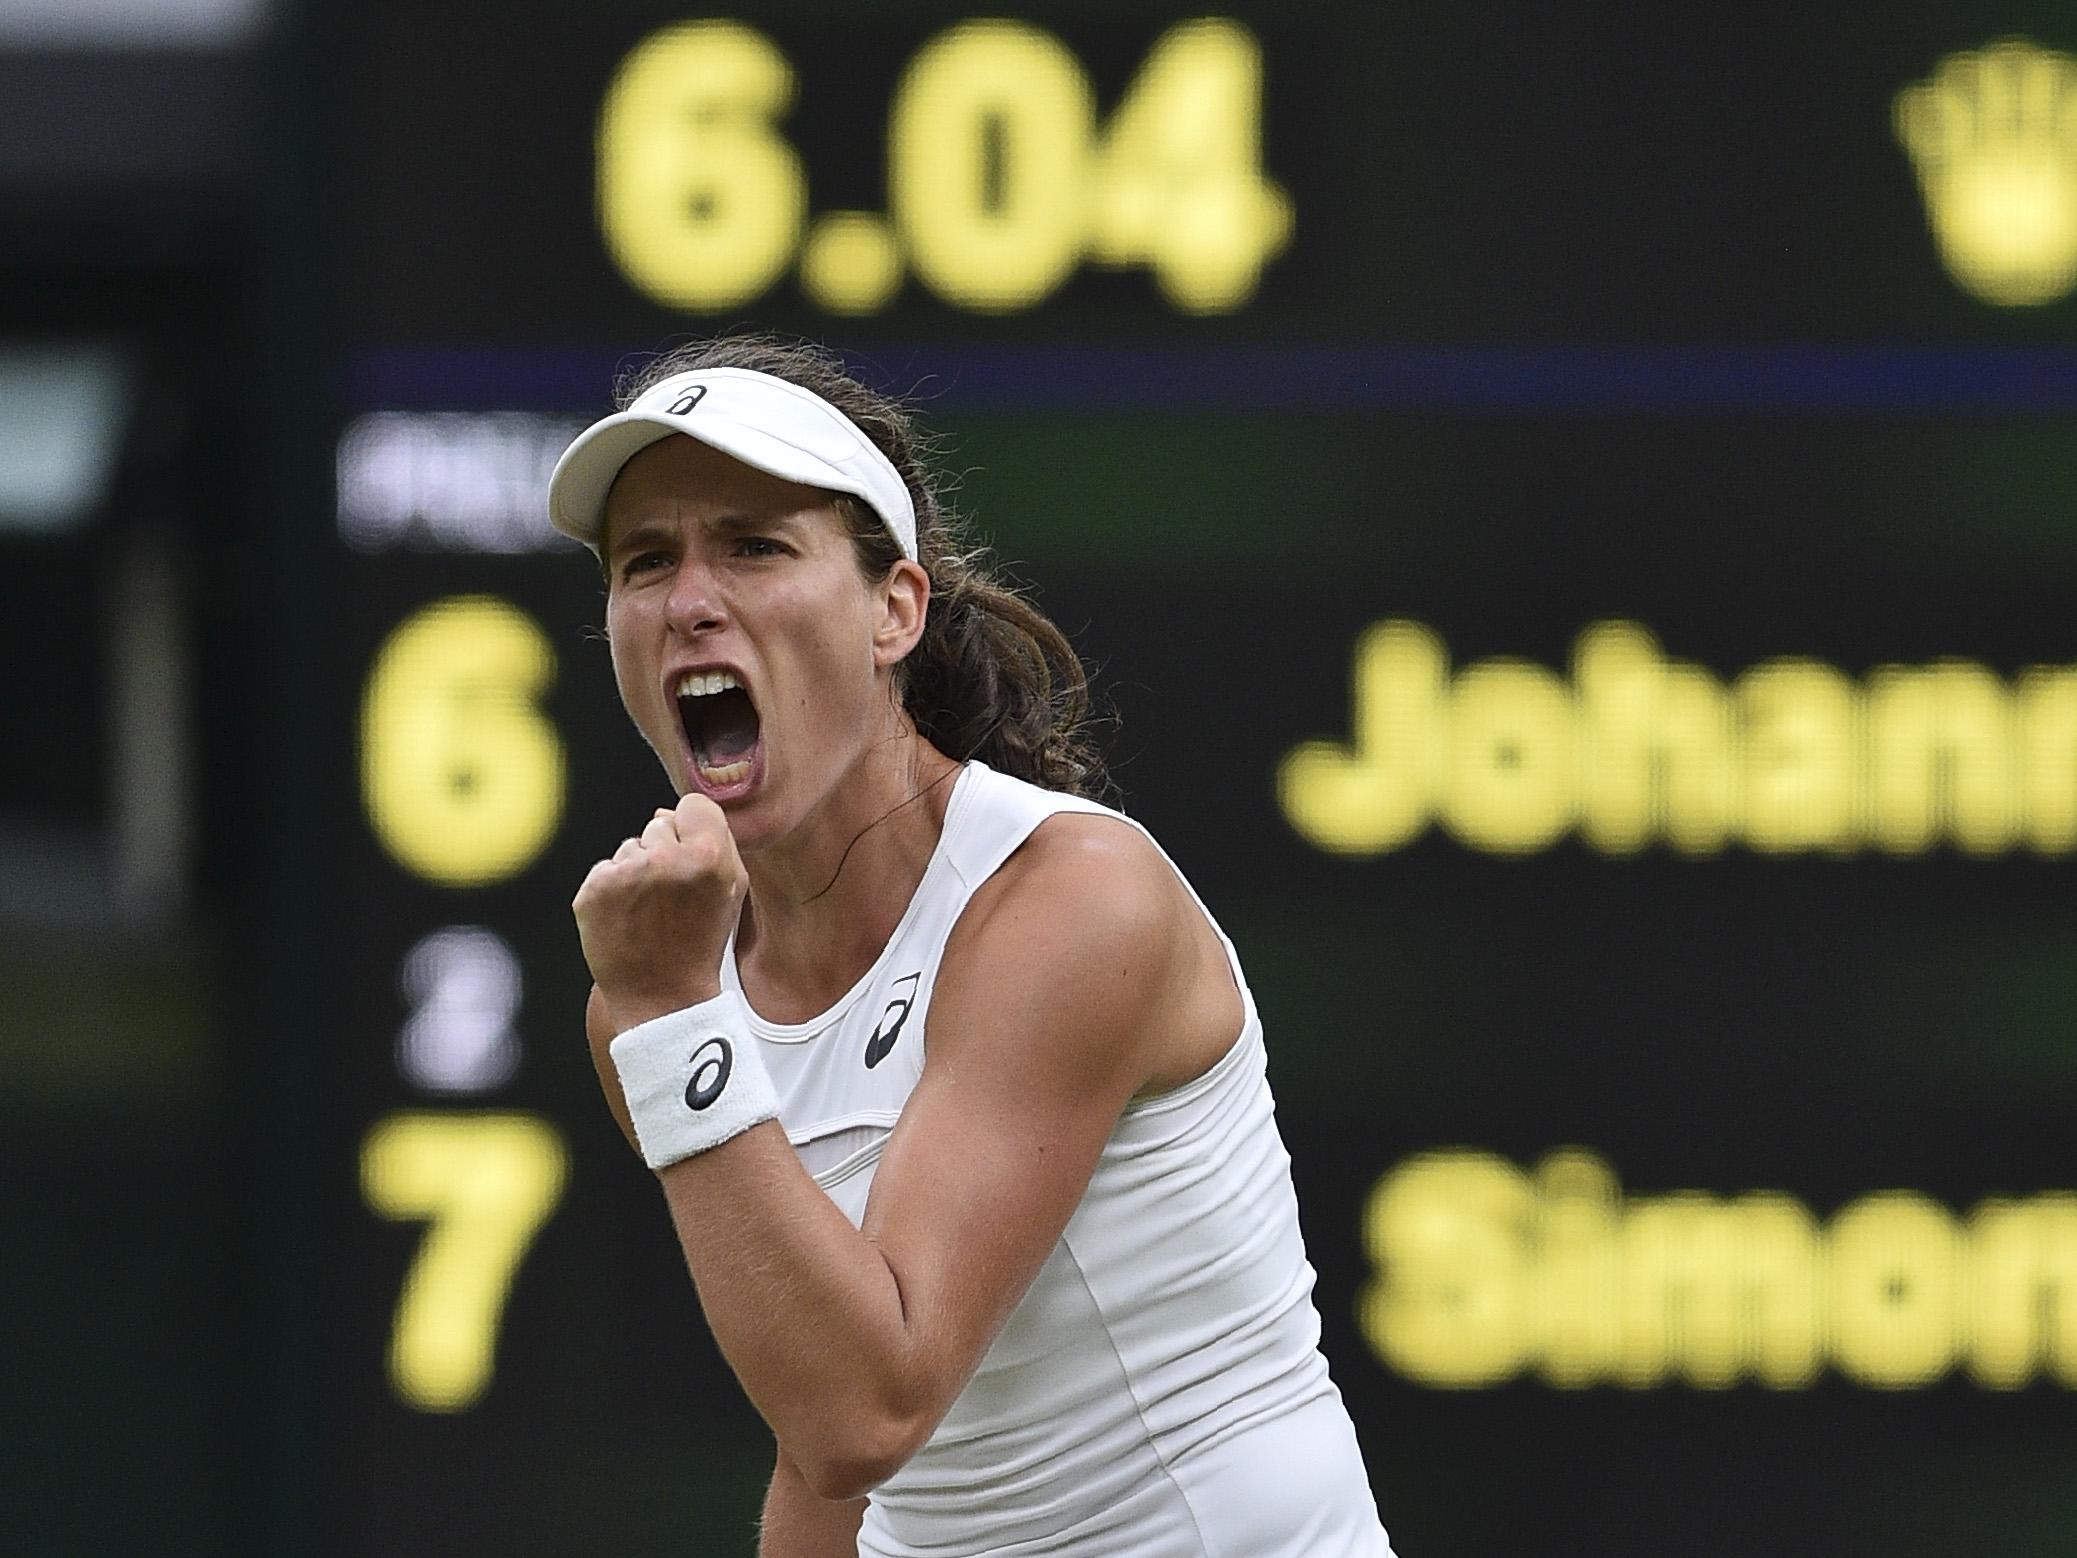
[547,366,918,559]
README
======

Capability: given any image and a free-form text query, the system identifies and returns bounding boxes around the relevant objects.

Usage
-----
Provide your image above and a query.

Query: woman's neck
[734,733,962,1022]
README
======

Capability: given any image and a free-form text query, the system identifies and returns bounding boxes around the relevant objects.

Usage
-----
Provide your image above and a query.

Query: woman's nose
[664,560,726,636]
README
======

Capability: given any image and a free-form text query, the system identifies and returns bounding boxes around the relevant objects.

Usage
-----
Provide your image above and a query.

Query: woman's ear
[872,559,930,668]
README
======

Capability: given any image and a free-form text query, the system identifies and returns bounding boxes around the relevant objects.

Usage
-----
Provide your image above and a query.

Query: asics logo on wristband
[612,997,775,1169]
[864,972,921,1069]
[684,1037,733,1111]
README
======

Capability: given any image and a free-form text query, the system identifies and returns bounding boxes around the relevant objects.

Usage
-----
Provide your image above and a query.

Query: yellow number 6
[360,595,565,887]
[362,1112,569,1412]
[598,21,806,310]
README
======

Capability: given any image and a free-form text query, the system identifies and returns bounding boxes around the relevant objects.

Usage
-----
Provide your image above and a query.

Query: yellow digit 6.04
[598,21,805,310]
[360,595,565,887]
[363,1112,569,1412]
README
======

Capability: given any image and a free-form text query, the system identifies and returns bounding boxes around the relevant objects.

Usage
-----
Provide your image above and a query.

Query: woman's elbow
[791,1413,931,1502]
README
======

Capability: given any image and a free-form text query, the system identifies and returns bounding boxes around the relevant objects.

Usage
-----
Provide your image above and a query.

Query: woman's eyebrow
[607,506,810,555]
[605,517,675,557]
[704,509,806,537]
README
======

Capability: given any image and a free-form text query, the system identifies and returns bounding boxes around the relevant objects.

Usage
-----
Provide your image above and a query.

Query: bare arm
[577,806,1235,1499]
[758,1450,865,1558]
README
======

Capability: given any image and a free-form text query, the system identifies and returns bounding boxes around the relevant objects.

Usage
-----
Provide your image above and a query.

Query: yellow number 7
[361,1112,569,1412]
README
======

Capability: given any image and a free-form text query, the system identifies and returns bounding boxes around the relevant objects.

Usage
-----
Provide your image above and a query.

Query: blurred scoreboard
[334,4,2077,1556]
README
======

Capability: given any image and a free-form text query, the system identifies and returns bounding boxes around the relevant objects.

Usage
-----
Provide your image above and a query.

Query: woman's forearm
[758,1448,867,1557]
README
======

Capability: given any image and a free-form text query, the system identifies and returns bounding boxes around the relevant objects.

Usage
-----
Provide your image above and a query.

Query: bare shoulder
[935,811,1239,1097]
[960,811,1192,966]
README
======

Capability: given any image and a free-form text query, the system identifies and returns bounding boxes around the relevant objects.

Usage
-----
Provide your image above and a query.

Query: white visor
[547,366,918,559]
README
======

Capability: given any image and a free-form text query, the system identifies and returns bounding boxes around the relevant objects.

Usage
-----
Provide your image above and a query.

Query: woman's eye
[622,550,671,579]
[736,537,784,558]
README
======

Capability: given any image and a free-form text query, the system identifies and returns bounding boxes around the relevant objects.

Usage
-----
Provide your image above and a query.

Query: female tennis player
[551,336,1394,1558]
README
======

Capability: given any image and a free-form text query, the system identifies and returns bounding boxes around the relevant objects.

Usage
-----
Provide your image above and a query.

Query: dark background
[6,1,2077,1554]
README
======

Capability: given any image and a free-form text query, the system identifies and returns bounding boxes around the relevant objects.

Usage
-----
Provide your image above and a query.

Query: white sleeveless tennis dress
[721,760,1395,1558]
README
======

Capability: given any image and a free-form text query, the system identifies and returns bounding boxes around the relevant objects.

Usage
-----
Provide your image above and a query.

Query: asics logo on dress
[864,973,922,1069]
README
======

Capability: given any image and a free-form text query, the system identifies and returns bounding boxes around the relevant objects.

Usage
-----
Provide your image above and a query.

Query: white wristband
[608,991,779,1171]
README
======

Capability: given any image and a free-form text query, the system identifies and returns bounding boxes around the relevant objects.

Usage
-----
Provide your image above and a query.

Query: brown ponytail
[616,335,1111,798]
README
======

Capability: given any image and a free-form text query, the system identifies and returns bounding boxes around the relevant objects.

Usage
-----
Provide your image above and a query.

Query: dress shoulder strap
[939,761,1118,895]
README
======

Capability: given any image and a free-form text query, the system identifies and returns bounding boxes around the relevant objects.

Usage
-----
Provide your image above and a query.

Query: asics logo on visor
[665,386,708,416]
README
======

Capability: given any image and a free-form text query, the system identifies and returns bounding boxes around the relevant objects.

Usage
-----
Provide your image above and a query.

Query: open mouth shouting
[674,667,765,801]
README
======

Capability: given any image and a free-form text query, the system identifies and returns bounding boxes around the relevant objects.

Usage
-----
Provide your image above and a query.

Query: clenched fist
[572,793,748,1035]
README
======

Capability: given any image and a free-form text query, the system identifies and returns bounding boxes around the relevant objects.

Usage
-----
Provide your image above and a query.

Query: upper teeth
[676,669,741,698]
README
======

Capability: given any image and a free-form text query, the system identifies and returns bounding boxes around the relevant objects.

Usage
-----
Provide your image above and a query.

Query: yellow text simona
[1279,619,2077,857]
[1360,1149,2077,1391]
